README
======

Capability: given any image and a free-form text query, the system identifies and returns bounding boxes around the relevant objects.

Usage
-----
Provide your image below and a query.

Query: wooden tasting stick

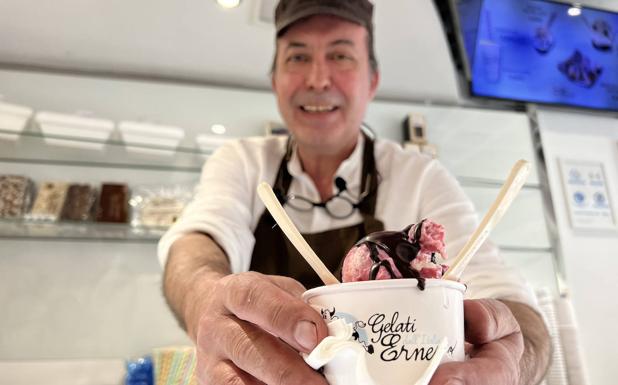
[443,160,531,281]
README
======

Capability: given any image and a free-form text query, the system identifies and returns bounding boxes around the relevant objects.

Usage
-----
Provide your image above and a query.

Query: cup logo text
[321,307,457,363]
[368,312,441,362]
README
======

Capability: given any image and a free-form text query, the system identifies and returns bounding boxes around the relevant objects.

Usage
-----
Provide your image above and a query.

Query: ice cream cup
[302,279,465,385]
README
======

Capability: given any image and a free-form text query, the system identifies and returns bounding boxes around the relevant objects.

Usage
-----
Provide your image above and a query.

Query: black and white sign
[559,159,616,231]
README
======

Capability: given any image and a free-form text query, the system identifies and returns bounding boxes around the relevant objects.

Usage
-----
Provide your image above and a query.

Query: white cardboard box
[35,111,115,150]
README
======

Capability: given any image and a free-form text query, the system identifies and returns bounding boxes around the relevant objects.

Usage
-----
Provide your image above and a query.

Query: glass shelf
[0,127,216,172]
[457,176,541,190]
[0,216,557,248]
[499,245,553,253]
[0,218,166,242]
[0,128,544,185]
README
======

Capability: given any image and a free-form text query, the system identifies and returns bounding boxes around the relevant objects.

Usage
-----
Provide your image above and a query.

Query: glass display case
[0,126,211,242]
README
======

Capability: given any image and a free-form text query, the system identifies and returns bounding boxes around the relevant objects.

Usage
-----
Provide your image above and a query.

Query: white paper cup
[302,279,465,385]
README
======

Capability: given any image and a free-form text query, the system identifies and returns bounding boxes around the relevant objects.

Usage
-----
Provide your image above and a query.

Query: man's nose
[305,59,331,91]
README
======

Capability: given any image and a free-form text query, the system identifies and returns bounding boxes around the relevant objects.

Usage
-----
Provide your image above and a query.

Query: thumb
[464,299,520,345]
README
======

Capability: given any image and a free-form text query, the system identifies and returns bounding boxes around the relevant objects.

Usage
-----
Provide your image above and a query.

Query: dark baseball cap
[274,0,377,70]
[275,0,374,36]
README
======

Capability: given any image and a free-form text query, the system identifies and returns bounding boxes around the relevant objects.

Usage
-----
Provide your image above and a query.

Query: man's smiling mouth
[300,105,339,113]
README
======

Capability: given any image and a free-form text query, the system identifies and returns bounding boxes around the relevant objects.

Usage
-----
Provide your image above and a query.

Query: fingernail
[294,320,317,351]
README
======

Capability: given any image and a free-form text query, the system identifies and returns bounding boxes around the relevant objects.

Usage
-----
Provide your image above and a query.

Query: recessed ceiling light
[211,124,227,134]
[568,4,582,17]
[216,0,241,9]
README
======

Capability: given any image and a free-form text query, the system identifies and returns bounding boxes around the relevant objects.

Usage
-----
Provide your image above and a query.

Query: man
[159,1,551,384]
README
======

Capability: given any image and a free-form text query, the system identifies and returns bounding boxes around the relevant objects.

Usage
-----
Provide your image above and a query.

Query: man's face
[272,15,379,155]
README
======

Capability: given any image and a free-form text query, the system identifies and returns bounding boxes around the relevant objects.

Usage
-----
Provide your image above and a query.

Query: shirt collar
[287,133,364,193]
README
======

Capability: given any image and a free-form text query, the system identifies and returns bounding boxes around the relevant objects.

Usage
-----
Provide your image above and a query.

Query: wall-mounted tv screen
[453,0,618,111]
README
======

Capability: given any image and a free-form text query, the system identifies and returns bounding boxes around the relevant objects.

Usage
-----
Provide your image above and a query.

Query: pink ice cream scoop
[341,219,448,289]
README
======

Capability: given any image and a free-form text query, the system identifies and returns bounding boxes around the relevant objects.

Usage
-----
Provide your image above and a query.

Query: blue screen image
[458,0,618,111]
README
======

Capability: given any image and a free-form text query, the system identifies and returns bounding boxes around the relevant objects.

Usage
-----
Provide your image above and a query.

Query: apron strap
[273,132,379,216]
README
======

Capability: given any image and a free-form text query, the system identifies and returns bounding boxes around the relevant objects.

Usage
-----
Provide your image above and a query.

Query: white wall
[0,241,190,359]
[538,108,618,385]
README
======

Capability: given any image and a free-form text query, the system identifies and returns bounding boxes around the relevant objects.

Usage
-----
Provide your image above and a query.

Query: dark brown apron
[250,135,384,289]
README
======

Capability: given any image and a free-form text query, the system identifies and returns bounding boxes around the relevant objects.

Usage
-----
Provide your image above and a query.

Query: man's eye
[287,54,309,63]
[333,54,350,61]
[330,53,356,63]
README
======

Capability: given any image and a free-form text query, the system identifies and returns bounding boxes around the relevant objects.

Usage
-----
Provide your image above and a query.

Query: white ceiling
[0,0,616,104]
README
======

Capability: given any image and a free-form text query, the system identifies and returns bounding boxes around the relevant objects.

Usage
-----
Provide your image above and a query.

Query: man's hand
[163,234,330,385]
[429,299,525,385]
[193,272,329,385]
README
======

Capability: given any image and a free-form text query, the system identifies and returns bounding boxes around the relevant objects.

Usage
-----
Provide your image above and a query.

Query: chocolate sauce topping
[353,220,428,290]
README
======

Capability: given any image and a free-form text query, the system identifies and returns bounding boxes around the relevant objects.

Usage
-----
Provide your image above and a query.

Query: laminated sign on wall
[559,159,617,231]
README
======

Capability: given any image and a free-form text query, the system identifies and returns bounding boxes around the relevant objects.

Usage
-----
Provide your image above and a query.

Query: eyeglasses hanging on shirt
[281,176,374,219]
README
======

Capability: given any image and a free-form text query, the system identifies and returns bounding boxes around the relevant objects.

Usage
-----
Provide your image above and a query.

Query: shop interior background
[1,0,617,384]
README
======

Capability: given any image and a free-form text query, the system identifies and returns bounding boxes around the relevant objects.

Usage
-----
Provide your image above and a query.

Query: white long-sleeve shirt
[158,134,537,306]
